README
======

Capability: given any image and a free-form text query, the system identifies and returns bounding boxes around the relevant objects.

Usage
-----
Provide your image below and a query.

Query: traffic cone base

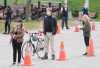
[87,38,95,57]
[57,41,68,61]
[21,44,35,66]
[21,64,35,66]
[56,58,66,61]
[21,56,34,66]
[87,54,95,57]
[57,51,66,60]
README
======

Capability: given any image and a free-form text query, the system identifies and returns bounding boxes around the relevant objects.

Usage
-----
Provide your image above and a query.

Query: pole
[85,0,89,9]
[64,0,67,4]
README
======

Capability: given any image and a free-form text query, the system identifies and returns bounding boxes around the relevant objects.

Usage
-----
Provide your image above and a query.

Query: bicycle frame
[22,31,44,58]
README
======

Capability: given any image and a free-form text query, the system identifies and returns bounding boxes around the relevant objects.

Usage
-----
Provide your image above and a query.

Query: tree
[26,0,32,21]
[4,0,7,8]
[15,0,18,4]
[3,0,7,18]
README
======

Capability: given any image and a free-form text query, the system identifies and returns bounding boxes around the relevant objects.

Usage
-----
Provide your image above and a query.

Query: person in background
[61,3,70,30]
[82,3,89,25]
[80,15,91,56]
[3,6,13,34]
[42,9,57,60]
[10,20,24,66]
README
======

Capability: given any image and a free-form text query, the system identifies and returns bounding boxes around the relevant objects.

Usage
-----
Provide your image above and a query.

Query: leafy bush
[66,0,100,19]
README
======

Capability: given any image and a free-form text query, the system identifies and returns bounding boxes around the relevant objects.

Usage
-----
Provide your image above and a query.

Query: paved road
[0,22,100,68]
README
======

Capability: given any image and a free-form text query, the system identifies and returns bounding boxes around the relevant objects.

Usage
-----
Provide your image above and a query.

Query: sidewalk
[0,22,100,68]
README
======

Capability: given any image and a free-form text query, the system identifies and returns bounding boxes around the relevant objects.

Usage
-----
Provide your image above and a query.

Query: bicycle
[21,31,44,59]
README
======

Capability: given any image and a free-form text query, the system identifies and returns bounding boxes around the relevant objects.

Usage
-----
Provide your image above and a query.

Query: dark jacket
[43,16,57,35]
[80,21,91,37]
[82,7,89,15]
[62,7,68,17]
[5,9,13,20]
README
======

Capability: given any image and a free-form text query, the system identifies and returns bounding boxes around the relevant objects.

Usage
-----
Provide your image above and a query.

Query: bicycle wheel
[21,41,34,59]
[36,41,44,58]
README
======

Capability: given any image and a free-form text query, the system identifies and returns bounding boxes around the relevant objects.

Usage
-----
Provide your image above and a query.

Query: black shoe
[42,53,48,60]
[3,32,6,34]
[51,55,55,60]
[66,28,70,29]
[7,32,10,34]
[11,62,16,66]
[83,52,87,56]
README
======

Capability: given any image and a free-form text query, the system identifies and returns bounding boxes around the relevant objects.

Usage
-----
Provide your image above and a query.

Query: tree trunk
[26,0,32,21]
[15,0,18,4]
[4,0,7,8]
[3,0,7,19]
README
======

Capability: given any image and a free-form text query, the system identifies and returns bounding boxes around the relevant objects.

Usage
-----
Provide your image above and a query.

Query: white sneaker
[16,63,21,66]
[11,62,16,66]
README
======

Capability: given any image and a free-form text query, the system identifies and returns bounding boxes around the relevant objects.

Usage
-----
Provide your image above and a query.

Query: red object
[57,41,68,61]
[75,25,80,32]
[57,24,61,34]
[87,38,95,56]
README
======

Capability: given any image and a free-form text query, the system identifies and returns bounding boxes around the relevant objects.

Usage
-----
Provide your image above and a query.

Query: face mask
[47,12,51,16]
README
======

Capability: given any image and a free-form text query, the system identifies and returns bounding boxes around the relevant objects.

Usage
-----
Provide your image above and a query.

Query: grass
[0,19,74,33]
[0,20,40,33]
[0,0,62,5]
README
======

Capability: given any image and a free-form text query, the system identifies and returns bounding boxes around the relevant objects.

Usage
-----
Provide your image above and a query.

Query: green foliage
[0,0,100,19]
[67,0,100,19]
[67,0,84,17]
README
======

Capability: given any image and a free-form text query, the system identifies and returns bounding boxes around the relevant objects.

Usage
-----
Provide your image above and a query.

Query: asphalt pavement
[0,22,100,68]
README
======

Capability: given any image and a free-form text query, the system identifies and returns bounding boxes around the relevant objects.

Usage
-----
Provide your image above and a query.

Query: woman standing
[10,20,24,66]
[80,15,91,55]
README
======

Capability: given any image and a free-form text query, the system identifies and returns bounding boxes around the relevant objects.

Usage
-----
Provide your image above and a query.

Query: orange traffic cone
[91,21,96,30]
[57,41,68,61]
[21,43,34,66]
[87,38,95,56]
[74,24,80,32]
[57,24,61,34]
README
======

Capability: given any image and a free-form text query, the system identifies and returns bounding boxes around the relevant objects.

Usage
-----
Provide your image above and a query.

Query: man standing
[42,9,57,60]
[61,4,69,30]
[3,6,13,34]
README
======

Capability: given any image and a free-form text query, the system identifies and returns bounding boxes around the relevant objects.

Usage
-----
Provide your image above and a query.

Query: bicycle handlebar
[25,31,39,36]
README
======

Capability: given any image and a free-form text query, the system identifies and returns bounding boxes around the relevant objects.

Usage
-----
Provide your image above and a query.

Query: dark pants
[12,40,22,63]
[83,21,85,25]
[62,17,69,29]
[84,36,90,47]
[4,19,11,33]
